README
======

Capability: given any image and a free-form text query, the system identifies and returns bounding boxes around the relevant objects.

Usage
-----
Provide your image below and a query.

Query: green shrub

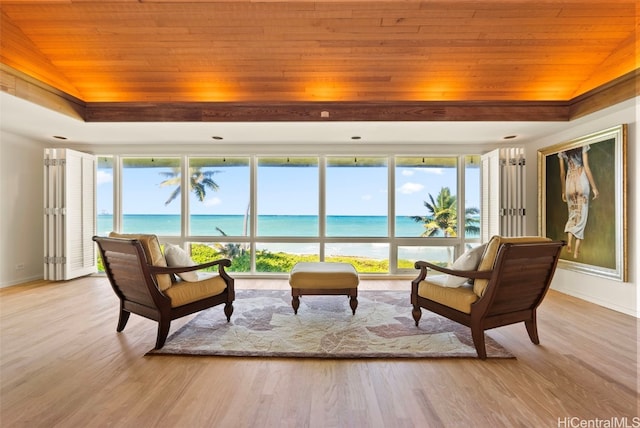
[97,242,421,274]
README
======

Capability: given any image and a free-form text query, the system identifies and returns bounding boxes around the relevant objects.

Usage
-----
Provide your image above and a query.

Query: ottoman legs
[291,288,358,315]
[349,295,358,315]
[292,294,300,314]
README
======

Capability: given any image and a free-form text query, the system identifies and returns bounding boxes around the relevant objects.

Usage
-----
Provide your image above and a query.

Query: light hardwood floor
[1,276,638,427]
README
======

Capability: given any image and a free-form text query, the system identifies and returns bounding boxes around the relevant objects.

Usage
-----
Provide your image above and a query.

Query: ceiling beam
[84,100,569,122]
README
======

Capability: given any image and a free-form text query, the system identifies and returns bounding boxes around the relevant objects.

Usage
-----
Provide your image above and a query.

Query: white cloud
[96,170,112,185]
[402,167,445,177]
[404,167,446,175]
[204,197,222,206]
[398,182,424,194]
[361,194,372,201]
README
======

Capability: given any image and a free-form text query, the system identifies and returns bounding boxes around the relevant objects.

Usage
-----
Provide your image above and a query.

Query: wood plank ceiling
[0,0,638,121]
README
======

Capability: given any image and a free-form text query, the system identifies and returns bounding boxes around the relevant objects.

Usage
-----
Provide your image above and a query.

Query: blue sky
[97,162,479,216]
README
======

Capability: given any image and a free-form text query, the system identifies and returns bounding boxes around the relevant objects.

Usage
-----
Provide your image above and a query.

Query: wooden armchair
[411,236,565,359]
[93,234,235,349]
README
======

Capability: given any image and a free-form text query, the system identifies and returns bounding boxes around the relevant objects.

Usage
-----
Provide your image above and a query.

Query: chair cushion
[418,280,478,314]
[164,244,198,282]
[441,243,487,287]
[108,232,172,291]
[473,235,552,297]
[164,274,227,307]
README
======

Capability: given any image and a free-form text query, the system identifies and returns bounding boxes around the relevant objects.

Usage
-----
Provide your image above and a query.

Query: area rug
[148,290,514,359]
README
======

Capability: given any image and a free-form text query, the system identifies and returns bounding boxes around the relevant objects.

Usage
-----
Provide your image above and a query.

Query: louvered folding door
[44,148,97,280]
[480,148,526,240]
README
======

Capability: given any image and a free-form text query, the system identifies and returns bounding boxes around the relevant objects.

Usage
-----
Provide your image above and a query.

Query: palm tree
[411,186,480,238]
[411,187,457,237]
[213,227,247,259]
[463,206,481,237]
[159,167,220,206]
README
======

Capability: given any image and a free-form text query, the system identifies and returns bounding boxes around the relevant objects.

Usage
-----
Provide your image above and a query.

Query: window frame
[98,153,481,276]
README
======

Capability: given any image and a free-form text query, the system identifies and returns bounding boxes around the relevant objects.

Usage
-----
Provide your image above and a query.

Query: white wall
[0,132,45,286]
[525,98,638,317]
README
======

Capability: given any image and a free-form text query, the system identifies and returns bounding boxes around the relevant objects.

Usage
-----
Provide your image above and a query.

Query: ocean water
[98,214,433,237]
[98,214,478,260]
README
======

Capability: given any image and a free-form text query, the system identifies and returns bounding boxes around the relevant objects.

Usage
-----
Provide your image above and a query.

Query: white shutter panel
[44,149,64,280]
[64,150,97,279]
[44,148,96,280]
[480,148,526,241]
[480,149,501,242]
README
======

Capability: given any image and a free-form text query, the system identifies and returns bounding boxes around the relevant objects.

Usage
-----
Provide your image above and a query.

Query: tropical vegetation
[411,186,480,237]
[159,167,220,206]
[191,243,414,273]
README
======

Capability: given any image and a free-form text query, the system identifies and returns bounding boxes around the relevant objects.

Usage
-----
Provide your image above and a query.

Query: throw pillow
[425,274,450,286]
[164,244,199,282]
[442,243,487,287]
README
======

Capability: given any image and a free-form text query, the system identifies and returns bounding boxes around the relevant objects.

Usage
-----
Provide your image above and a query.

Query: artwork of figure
[558,145,599,258]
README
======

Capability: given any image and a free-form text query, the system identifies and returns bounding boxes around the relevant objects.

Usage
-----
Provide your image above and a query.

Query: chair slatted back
[94,237,160,309]
[484,242,564,317]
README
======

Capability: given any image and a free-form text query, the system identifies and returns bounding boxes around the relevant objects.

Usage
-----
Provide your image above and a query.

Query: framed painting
[538,124,627,281]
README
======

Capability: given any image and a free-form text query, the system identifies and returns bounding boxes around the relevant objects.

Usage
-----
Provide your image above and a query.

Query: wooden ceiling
[1,0,637,108]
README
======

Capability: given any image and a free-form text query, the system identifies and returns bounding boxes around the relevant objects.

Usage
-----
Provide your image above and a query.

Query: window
[326,157,388,237]
[255,242,319,273]
[325,243,390,273]
[257,157,318,237]
[464,155,481,240]
[122,157,181,235]
[102,153,481,276]
[395,157,458,237]
[188,157,250,237]
[398,245,454,267]
[190,241,250,273]
[96,156,114,236]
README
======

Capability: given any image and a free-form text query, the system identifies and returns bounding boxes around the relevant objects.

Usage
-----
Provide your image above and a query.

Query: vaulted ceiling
[0,1,638,128]
[2,0,637,101]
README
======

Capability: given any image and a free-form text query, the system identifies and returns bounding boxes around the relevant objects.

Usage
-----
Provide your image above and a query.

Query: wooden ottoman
[288,262,360,315]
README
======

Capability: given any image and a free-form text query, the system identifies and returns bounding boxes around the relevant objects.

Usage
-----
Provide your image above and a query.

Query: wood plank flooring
[0,276,637,427]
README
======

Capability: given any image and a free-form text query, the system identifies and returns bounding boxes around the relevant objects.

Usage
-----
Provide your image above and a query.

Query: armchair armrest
[413,260,492,283]
[148,258,233,281]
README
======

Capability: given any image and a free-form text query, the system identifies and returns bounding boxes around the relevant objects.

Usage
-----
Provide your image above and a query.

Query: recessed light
[53,135,67,140]
[212,136,223,140]
[503,135,517,140]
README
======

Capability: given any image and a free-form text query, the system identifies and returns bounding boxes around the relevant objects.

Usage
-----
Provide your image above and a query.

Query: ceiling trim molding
[0,64,85,120]
[1,64,638,123]
[568,69,640,120]
[84,100,569,122]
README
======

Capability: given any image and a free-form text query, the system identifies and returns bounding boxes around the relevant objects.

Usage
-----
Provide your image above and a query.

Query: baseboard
[552,286,638,318]
[0,274,44,288]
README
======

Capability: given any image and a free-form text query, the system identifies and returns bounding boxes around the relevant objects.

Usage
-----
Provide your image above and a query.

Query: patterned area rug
[148,290,514,359]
